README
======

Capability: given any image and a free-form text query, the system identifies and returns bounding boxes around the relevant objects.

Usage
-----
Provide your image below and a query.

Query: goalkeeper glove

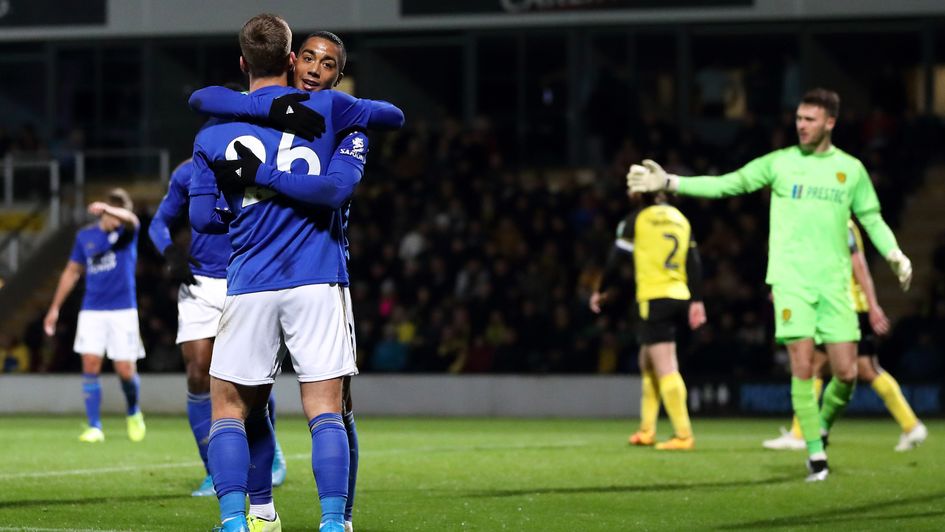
[163,245,201,286]
[268,93,326,141]
[211,141,262,192]
[626,159,679,193]
[886,248,912,291]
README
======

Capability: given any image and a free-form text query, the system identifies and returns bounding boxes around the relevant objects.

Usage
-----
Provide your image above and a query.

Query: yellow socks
[790,377,822,439]
[658,372,692,439]
[871,372,919,433]
[639,371,660,434]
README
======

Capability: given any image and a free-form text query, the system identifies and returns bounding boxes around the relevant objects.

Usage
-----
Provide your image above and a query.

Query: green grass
[0,416,942,531]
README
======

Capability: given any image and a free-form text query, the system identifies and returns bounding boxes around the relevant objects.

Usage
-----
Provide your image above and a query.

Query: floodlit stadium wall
[0,375,644,417]
[1,0,945,41]
[0,375,940,417]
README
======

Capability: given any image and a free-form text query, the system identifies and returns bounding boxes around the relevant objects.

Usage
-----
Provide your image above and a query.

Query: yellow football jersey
[616,204,693,302]
[848,220,869,313]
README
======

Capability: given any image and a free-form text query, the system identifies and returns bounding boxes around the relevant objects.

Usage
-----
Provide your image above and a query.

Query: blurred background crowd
[8,107,944,381]
[2,9,945,383]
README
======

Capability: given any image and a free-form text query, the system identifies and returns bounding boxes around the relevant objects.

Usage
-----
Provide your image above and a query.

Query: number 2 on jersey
[662,233,680,271]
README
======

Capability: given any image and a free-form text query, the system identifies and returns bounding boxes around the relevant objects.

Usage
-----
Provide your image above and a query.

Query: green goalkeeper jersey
[676,145,898,287]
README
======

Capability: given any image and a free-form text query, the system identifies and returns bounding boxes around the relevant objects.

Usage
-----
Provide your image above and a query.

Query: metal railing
[0,202,47,275]
[0,148,169,276]
[2,157,61,229]
[73,148,170,221]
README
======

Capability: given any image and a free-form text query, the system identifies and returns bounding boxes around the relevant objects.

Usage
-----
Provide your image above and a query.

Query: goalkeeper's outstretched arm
[627,154,776,198]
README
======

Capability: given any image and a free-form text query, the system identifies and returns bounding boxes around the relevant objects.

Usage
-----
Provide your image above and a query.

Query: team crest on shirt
[782,308,792,322]
[836,172,846,184]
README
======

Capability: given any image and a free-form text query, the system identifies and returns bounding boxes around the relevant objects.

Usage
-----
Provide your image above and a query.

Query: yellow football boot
[78,426,105,443]
[628,430,656,446]
[655,436,694,451]
[127,412,146,442]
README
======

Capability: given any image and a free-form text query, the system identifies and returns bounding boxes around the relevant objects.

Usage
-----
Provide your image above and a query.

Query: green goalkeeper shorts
[771,284,860,345]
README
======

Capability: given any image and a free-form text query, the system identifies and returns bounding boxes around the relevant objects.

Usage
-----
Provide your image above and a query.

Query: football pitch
[0,416,942,531]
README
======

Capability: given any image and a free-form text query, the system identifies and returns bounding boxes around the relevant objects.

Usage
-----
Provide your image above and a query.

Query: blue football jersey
[189,85,378,295]
[69,224,138,310]
[149,159,230,279]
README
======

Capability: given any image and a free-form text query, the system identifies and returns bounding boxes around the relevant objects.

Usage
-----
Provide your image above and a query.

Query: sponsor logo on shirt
[339,135,367,163]
[87,250,117,274]
[339,148,366,163]
[790,184,846,204]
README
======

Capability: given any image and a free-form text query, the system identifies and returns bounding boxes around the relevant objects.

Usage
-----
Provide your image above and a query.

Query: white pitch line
[0,441,591,481]
[0,460,203,480]
[0,528,132,532]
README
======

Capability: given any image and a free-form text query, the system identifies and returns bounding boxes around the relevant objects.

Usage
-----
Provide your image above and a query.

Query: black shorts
[637,298,689,345]
[857,312,877,356]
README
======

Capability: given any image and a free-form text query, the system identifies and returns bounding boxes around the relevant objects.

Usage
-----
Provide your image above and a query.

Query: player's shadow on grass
[0,492,190,510]
[720,491,945,529]
[466,475,794,498]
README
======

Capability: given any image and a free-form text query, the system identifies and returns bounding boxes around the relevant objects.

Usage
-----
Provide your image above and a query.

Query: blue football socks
[120,374,141,415]
[343,411,359,523]
[208,418,249,523]
[309,413,349,525]
[267,394,277,429]
[246,405,275,507]
[186,392,212,472]
[82,373,102,429]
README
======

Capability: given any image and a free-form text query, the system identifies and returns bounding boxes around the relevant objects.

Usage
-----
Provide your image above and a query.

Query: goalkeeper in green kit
[627,88,913,482]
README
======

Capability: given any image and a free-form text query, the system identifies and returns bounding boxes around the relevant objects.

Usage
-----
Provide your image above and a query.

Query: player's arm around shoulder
[244,130,370,210]
[328,90,405,131]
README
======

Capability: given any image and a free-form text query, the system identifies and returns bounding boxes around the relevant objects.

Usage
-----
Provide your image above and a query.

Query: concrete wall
[0,374,642,418]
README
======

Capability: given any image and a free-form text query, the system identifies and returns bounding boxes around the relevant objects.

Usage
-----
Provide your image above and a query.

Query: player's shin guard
[309,413,349,525]
[819,377,855,432]
[208,418,250,523]
[871,372,919,433]
[791,377,824,456]
[119,374,141,415]
[82,373,102,429]
[246,405,276,508]
[343,411,359,523]
[640,371,660,434]
[790,377,823,438]
[187,392,212,472]
[658,372,692,439]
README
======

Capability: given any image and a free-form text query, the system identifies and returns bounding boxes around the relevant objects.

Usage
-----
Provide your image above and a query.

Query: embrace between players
[180,15,404,532]
[47,13,404,532]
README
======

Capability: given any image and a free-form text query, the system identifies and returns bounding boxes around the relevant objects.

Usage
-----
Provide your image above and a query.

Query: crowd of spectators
[13,108,945,381]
